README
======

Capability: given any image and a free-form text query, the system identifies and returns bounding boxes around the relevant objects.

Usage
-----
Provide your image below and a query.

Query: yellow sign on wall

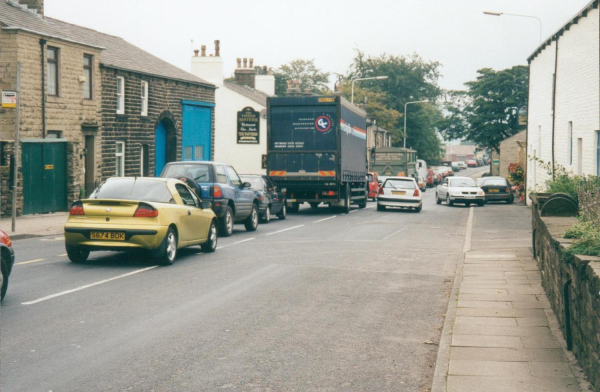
[2,91,17,108]
[45,164,54,170]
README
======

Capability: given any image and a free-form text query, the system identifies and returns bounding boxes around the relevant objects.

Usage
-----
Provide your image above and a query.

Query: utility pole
[12,62,21,232]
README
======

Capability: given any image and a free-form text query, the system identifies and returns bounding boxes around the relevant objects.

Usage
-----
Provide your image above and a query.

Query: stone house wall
[499,130,526,179]
[100,67,215,180]
[0,27,102,215]
[532,207,600,389]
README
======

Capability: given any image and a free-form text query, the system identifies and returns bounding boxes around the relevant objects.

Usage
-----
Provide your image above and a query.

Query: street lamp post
[403,100,428,149]
[483,11,542,44]
[351,76,388,104]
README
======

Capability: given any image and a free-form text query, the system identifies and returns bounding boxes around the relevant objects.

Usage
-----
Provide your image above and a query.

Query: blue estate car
[161,162,259,236]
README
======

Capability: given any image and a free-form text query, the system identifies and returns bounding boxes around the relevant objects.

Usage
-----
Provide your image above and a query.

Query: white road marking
[40,236,64,242]
[463,206,474,253]
[58,253,67,257]
[366,204,376,208]
[313,216,337,224]
[265,225,304,236]
[382,227,407,241]
[21,266,158,305]
[349,209,358,213]
[15,258,45,266]
[217,237,255,250]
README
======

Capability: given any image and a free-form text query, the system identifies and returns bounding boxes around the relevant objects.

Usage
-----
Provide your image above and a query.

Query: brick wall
[100,67,215,180]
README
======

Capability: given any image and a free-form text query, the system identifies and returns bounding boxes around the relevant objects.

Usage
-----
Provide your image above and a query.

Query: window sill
[82,99,97,106]
[46,95,62,103]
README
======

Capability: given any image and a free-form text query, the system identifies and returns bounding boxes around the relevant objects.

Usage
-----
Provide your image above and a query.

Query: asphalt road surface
[2,167,491,391]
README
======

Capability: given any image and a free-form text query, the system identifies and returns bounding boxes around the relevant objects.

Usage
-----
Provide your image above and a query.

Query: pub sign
[237,107,260,144]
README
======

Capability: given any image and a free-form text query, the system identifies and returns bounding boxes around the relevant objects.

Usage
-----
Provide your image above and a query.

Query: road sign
[2,91,17,108]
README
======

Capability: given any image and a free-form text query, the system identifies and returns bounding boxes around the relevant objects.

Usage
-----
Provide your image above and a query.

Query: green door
[21,142,67,215]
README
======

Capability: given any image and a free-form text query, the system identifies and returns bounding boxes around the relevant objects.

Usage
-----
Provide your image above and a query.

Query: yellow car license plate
[392,191,406,195]
[488,189,499,193]
[90,231,125,241]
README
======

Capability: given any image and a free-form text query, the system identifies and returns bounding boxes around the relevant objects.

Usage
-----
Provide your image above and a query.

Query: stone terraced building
[0,0,215,216]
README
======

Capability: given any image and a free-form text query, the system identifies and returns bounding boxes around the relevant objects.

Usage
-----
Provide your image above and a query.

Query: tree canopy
[271,59,331,96]
[439,65,529,152]
[342,51,444,161]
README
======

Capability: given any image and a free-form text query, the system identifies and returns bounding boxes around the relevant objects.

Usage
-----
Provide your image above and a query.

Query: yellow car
[64,177,218,265]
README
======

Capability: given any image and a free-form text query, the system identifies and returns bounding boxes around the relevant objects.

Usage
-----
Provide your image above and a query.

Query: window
[83,55,93,99]
[577,138,583,176]
[140,81,148,116]
[161,163,213,182]
[175,184,197,207]
[568,122,573,165]
[195,145,203,160]
[115,142,125,176]
[183,146,193,160]
[47,47,59,96]
[116,76,125,114]
[226,166,242,187]
[216,165,227,184]
[91,178,173,203]
[140,145,149,176]
[47,130,62,139]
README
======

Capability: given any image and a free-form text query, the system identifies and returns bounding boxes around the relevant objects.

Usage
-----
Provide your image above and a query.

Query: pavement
[0,165,591,391]
[0,211,67,239]
[432,183,592,391]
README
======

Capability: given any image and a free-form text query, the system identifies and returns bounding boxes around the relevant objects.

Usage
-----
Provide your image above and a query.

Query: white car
[377,177,423,212]
[436,176,485,207]
[456,161,467,170]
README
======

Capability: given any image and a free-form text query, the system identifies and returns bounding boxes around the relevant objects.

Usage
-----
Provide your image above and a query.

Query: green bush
[564,221,597,239]
[564,224,600,258]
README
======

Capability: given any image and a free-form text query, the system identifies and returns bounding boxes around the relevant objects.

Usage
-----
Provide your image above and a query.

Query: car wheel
[201,220,218,253]
[436,193,442,205]
[1,256,8,302]
[219,206,234,237]
[261,206,271,223]
[446,194,454,206]
[277,204,287,220]
[416,204,422,213]
[478,201,485,207]
[156,228,177,266]
[309,202,319,209]
[377,204,385,211]
[66,245,90,263]
[244,204,259,232]
[508,198,514,205]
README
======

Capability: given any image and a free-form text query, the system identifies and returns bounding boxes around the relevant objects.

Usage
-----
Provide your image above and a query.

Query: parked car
[476,177,514,204]
[467,160,478,167]
[367,172,380,200]
[64,177,219,265]
[452,163,461,172]
[436,176,485,207]
[477,158,485,167]
[0,230,15,302]
[240,174,287,223]
[160,161,259,236]
[377,177,423,212]
[426,169,437,187]
[456,161,467,170]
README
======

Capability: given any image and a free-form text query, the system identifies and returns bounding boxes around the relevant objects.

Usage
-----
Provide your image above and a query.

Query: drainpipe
[525,62,531,202]
[563,278,572,350]
[551,38,559,180]
[40,38,47,139]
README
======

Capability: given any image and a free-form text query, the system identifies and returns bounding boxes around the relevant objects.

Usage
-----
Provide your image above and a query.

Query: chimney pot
[243,58,248,68]
[237,58,242,68]
[263,65,268,73]
[201,45,206,57]
[214,40,220,57]
[249,58,254,68]
[193,49,199,57]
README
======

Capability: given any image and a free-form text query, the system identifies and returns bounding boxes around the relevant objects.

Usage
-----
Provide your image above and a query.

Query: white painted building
[526,0,600,203]
[190,41,274,174]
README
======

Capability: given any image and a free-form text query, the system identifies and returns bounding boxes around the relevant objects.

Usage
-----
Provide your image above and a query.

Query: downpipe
[563,278,573,351]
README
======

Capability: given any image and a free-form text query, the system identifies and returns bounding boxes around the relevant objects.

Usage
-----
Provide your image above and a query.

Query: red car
[426,169,437,187]
[367,172,380,200]
[467,160,478,167]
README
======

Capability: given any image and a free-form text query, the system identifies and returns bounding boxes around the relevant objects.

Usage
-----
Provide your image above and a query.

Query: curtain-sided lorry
[369,147,418,178]
[267,95,368,213]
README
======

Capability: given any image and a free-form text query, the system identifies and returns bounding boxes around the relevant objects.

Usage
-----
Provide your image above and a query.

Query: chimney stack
[234,57,256,89]
[18,0,44,16]
[190,39,223,86]
[286,80,301,96]
[214,40,220,57]
[255,65,275,96]
[193,49,199,57]
[302,88,313,96]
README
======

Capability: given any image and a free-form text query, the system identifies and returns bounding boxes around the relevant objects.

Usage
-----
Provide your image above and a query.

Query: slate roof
[224,81,270,106]
[0,0,214,87]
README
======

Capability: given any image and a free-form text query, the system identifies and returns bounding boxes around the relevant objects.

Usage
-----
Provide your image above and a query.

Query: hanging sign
[237,107,260,144]
[2,91,17,108]
[518,106,527,126]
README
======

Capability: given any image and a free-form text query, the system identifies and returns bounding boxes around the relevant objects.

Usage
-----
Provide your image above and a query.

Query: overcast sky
[46,0,590,91]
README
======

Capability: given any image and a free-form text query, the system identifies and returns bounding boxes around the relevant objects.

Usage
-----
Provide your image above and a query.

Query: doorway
[22,141,67,214]
[84,135,95,196]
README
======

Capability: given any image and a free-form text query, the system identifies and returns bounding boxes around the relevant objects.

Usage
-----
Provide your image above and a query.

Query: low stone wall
[533,210,600,389]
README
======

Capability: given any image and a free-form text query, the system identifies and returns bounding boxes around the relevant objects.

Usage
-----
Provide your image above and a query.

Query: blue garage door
[182,100,214,161]
[155,121,168,176]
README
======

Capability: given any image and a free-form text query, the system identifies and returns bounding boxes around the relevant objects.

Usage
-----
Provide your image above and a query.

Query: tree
[272,59,330,96]
[343,51,445,161]
[339,83,401,132]
[439,65,529,152]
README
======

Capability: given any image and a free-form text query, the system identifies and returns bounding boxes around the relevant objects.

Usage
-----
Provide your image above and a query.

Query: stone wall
[532,207,600,389]
[499,130,526,179]
[100,67,215,179]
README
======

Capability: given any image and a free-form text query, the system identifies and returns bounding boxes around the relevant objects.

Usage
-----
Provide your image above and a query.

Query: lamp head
[483,11,502,16]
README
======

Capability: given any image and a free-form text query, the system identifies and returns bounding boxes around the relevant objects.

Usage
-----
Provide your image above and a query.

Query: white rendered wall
[213,87,266,174]
[554,8,600,177]
[191,56,224,86]
[255,75,275,96]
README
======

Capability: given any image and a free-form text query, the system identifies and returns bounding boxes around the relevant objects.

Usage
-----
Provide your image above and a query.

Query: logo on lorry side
[315,115,332,133]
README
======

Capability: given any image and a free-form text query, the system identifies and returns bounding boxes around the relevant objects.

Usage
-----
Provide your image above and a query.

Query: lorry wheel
[309,202,319,209]
[343,184,351,214]
[358,193,367,209]
[288,202,300,213]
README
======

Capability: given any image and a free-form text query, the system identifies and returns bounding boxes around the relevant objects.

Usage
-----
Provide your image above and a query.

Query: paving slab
[450,347,567,362]
[447,375,581,392]
[457,300,512,309]
[454,316,517,326]
[452,324,553,337]
[512,301,550,309]
[452,334,523,348]
[458,293,549,303]
[448,360,532,377]
[529,362,575,378]
[516,317,550,327]
[456,308,547,318]
[522,336,562,349]
[458,288,508,295]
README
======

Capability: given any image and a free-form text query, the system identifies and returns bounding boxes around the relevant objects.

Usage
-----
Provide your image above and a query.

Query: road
[2,167,490,391]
